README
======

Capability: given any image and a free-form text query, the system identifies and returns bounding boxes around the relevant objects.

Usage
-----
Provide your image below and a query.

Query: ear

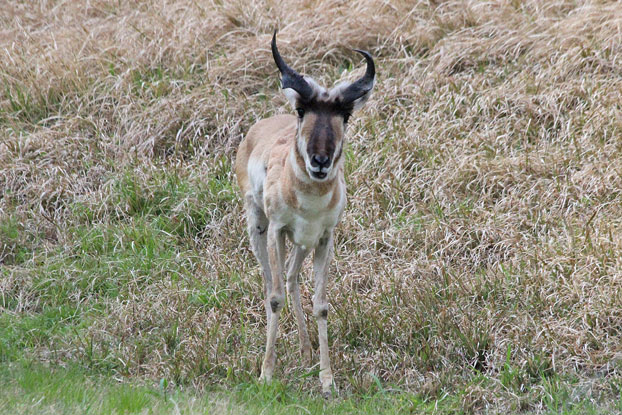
[330,80,375,112]
[281,76,324,109]
[282,88,301,108]
[331,49,375,112]
[348,83,374,111]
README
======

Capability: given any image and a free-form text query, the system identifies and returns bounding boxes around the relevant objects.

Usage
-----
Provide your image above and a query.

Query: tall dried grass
[1,0,621,412]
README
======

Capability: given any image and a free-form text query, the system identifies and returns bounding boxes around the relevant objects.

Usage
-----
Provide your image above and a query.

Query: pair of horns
[271,30,375,104]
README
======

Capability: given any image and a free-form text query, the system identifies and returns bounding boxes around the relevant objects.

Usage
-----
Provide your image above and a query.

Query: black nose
[311,154,330,168]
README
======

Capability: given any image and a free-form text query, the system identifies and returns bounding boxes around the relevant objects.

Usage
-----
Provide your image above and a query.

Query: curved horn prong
[341,49,375,105]
[271,30,314,101]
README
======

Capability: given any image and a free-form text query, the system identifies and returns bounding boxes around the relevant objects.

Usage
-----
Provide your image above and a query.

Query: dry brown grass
[1,0,622,412]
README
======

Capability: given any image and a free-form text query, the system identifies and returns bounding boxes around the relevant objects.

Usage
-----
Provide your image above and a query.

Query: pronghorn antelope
[235,31,375,397]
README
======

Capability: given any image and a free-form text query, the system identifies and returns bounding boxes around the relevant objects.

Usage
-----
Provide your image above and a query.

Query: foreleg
[260,222,286,382]
[313,233,336,397]
[244,195,272,322]
[286,246,311,363]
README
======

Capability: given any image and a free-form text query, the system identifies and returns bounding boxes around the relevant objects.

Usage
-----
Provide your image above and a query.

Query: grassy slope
[1,0,622,413]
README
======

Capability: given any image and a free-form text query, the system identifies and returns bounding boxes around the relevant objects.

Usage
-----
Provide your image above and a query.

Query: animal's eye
[296,108,305,118]
[343,113,351,124]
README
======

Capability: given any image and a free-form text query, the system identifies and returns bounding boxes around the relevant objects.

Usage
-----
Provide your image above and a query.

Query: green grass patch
[20,219,193,309]
[2,362,619,415]
[0,306,84,363]
[1,362,159,415]
[0,215,38,265]
[107,164,237,238]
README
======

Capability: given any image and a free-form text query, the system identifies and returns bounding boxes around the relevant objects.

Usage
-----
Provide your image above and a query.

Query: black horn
[341,49,375,105]
[271,30,314,101]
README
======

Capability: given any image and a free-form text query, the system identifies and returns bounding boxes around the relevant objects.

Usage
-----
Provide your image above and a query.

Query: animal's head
[271,31,375,182]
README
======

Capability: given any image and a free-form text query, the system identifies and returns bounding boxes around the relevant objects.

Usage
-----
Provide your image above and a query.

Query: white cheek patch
[297,132,310,164]
[333,139,343,163]
[289,138,313,184]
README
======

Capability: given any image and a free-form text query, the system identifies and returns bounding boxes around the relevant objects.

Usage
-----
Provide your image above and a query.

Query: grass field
[1,0,622,413]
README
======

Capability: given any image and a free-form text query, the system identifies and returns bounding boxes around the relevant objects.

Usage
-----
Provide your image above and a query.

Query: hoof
[321,379,337,399]
[259,373,271,383]
[322,385,338,399]
[259,364,274,383]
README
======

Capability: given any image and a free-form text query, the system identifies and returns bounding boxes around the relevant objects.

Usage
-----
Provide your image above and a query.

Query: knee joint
[313,303,328,319]
[269,294,285,313]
